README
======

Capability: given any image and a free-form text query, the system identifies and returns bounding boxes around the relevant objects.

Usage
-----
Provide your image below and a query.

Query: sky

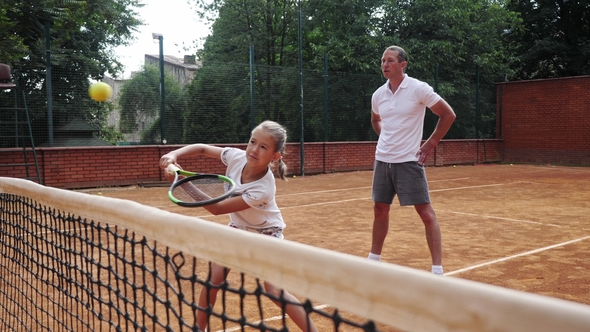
[113,0,211,79]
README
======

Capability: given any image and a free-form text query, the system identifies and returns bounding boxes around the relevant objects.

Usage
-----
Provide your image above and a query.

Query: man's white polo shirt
[371,74,441,163]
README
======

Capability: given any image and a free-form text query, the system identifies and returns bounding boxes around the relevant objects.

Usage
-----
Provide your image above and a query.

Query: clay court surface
[82,163,590,331]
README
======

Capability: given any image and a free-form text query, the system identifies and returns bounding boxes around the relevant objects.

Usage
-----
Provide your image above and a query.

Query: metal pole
[475,67,480,163]
[434,64,439,92]
[158,35,166,144]
[298,0,304,176]
[323,53,328,142]
[45,21,54,147]
[475,67,480,139]
[249,45,255,130]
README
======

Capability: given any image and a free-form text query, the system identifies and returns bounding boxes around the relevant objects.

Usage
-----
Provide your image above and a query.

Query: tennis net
[1,177,590,332]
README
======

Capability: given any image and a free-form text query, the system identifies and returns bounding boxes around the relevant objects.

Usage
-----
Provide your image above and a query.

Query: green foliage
[184,63,248,144]
[195,0,298,67]
[118,65,186,144]
[0,6,27,61]
[305,0,383,73]
[380,0,520,139]
[0,0,142,145]
[100,124,126,144]
[83,99,124,145]
[118,66,161,133]
[505,0,590,79]
[189,0,520,140]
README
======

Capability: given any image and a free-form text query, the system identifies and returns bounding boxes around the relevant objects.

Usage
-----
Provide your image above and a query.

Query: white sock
[367,253,381,262]
[432,265,444,275]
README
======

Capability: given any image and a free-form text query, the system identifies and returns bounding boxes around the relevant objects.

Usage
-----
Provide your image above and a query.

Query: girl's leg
[264,282,318,332]
[197,263,231,331]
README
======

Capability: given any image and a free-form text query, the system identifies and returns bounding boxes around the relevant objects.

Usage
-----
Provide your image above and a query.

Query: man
[367,46,456,275]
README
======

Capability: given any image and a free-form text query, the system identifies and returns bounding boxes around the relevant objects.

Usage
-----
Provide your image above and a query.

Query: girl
[159,120,318,332]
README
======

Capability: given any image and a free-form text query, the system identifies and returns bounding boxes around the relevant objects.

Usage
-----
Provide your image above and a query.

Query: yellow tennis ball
[292,175,296,178]
[89,82,112,102]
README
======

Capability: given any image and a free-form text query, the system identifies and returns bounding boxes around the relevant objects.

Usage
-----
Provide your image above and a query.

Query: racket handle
[166,164,181,173]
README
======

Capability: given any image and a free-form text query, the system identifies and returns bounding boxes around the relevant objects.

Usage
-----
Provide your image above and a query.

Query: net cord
[1,177,590,332]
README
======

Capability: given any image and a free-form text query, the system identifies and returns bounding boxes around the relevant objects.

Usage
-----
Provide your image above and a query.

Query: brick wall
[0,140,501,189]
[497,75,590,165]
[5,75,588,189]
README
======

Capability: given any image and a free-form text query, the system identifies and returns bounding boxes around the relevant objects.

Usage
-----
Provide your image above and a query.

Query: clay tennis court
[83,163,590,331]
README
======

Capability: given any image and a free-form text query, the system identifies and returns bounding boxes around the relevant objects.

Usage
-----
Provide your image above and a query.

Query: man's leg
[370,201,391,256]
[415,203,442,266]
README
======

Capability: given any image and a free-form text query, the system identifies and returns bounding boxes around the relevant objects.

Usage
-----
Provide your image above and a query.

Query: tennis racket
[166,164,237,207]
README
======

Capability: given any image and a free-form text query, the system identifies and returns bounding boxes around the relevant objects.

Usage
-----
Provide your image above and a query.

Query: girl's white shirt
[221,147,286,230]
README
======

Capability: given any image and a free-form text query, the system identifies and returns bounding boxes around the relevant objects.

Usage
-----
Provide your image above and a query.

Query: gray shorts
[372,160,431,206]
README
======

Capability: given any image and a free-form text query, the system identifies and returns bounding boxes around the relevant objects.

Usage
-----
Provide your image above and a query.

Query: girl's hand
[159,154,177,169]
[160,154,181,182]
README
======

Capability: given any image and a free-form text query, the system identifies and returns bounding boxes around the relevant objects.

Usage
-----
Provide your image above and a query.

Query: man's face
[381,49,407,80]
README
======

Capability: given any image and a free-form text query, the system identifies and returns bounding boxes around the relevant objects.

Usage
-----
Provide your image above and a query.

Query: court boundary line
[278,177,472,197]
[430,182,514,192]
[439,210,561,227]
[216,235,590,331]
[193,181,528,217]
[215,304,330,332]
[446,235,590,276]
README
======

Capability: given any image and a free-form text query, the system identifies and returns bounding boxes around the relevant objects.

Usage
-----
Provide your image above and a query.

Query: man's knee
[415,204,437,223]
[374,202,390,218]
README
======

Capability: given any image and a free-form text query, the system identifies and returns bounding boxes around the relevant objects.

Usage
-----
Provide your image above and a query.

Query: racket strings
[172,177,228,203]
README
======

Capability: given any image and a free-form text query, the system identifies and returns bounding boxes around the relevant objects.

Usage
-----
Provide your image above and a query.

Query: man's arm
[416,99,456,164]
[371,111,382,136]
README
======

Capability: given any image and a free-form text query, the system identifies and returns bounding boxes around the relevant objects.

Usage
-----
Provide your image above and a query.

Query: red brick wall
[0,140,501,189]
[497,75,590,165]
[5,76,588,188]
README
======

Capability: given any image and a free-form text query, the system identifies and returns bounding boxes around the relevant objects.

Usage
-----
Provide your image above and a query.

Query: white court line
[281,197,370,209]
[445,235,590,276]
[151,178,480,209]
[185,181,533,219]
[430,182,508,192]
[279,182,517,210]
[440,210,561,227]
[280,187,371,196]
[214,304,330,332]
[189,182,523,213]
[429,177,471,182]
[279,177,472,197]
[215,236,590,330]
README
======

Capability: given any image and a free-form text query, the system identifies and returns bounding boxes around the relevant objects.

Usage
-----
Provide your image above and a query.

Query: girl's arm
[159,144,223,169]
[160,144,251,215]
[202,196,251,215]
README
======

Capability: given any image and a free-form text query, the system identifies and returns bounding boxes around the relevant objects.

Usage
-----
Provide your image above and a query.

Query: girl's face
[246,129,280,167]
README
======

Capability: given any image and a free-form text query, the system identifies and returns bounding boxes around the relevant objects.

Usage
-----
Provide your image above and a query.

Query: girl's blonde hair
[252,120,288,180]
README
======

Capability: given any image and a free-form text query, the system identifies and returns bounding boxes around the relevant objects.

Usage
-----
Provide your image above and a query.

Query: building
[144,54,199,87]
[104,55,200,143]
[39,117,112,147]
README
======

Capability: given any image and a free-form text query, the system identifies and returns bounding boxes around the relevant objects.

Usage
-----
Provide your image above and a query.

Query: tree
[187,0,520,141]
[310,0,520,138]
[194,0,298,67]
[118,65,186,144]
[0,5,27,62]
[0,0,143,145]
[505,0,590,79]
[183,63,248,144]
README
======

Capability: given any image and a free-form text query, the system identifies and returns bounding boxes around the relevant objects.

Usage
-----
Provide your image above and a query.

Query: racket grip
[166,164,181,173]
